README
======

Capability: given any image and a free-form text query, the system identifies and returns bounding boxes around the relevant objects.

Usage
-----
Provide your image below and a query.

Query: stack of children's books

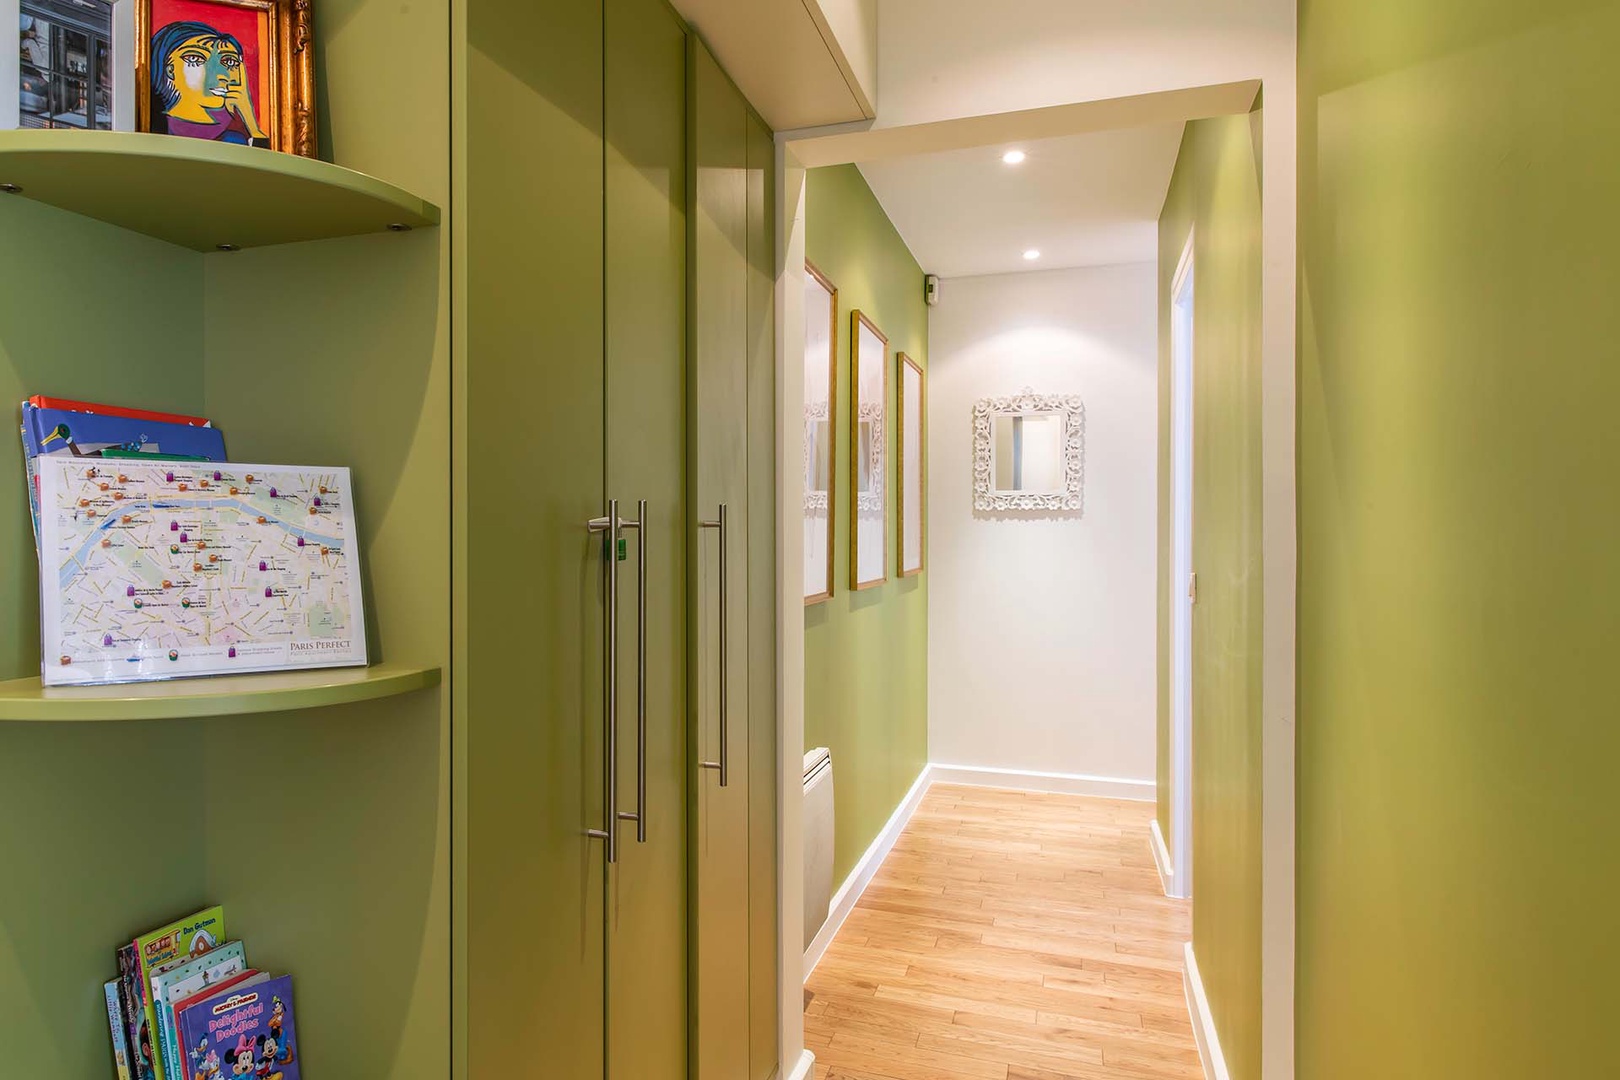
[104,906,301,1080]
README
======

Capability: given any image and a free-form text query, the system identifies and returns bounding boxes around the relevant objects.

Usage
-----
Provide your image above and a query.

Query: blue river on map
[59,497,346,590]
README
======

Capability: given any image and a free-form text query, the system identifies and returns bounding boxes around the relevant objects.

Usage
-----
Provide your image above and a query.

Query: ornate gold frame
[136,0,317,157]
[805,260,839,605]
[897,352,926,577]
[850,309,889,591]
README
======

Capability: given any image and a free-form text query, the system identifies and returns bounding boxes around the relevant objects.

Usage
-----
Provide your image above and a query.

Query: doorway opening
[1168,231,1195,901]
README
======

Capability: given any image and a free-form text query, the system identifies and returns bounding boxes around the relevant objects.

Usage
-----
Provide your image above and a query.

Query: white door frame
[773,141,815,1080]
[1168,231,1196,901]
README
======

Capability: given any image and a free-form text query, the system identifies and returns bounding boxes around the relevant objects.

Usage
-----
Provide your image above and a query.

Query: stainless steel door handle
[587,500,620,863]
[699,503,729,788]
[617,500,647,843]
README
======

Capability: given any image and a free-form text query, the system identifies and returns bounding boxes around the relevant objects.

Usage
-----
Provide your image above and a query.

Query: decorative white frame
[854,402,884,512]
[972,387,1086,513]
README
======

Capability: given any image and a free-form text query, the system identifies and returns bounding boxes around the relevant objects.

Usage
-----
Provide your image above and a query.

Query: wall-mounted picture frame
[136,0,315,155]
[850,309,888,590]
[898,352,925,577]
[804,261,838,604]
[4,0,135,132]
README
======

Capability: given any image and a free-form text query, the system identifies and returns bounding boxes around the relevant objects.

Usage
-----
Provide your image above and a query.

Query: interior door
[605,0,688,1076]
[689,36,753,1080]
[465,0,606,1074]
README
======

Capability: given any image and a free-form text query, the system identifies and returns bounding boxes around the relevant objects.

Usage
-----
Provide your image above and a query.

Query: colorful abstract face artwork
[146,0,271,146]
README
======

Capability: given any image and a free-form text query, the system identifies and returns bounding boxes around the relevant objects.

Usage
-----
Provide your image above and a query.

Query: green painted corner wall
[200,0,452,1073]
[1298,0,1620,1074]
[1156,108,1264,1080]
[0,200,211,1079]
[804,164,928,886]
[0,0,451,1074]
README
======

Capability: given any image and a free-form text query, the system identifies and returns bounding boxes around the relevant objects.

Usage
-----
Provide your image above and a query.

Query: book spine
[155,971,178,1080]
[105,981,132,1080]
[116,945,149,1080]
[19,424,40,554]
[142,984,168,1080]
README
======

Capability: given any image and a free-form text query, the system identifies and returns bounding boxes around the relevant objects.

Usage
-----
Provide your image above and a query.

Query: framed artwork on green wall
[850,309,888,589]
[804,261,838,603]
[898,352,925,576]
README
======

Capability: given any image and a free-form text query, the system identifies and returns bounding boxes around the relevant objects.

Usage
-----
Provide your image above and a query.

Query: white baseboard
[782,1049,815,1080]
[928,762,1156,803]
[803,764,932,980]
[1184,943,1231,1080]
[1150,818,1176,897]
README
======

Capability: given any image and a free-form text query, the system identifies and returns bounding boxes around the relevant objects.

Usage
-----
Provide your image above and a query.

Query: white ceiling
[855,122,1186,279]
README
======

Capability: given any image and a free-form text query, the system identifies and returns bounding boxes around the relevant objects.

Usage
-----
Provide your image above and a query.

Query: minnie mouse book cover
[175,974,299,1080]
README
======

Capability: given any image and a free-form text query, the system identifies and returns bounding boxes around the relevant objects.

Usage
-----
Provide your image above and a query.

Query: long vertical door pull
[699,504,729,787]
[588,500,622,862]
[618,500,648,843]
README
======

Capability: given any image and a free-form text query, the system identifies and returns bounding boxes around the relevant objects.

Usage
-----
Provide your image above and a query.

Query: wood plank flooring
[805,784,1200,1080]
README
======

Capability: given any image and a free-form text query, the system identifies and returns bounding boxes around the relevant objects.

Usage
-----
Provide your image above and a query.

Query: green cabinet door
[605,0,689,1077]
[464,0,606,1076]
[689,36,754,1080]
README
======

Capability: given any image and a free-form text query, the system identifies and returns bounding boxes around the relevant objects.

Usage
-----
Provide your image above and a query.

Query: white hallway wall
[927,263,1158,786]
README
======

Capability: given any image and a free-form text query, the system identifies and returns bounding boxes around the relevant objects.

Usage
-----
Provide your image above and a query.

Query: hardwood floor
[804,783,1201,1080]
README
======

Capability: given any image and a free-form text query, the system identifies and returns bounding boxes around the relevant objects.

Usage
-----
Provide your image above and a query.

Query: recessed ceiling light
[1002,149,1027,165]
[1023,249,1041,261]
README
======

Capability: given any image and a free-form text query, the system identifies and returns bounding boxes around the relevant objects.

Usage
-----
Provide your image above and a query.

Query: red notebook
[24,396,213,428]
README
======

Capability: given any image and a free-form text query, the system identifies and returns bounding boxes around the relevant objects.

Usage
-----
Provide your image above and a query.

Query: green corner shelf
[0,131,440,252]
[0,662,441,721]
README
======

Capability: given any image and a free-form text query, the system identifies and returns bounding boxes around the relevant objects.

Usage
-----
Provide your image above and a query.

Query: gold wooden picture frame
[898,352,926,577]
[804,261,839,605]
[136,0,316,156]
[850,309,889,591]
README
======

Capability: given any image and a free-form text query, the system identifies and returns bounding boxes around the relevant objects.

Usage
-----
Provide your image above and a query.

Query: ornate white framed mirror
[973,388,1086,513]
[898,352,925,576]
[850,310,888,588]
[803,261,837,603]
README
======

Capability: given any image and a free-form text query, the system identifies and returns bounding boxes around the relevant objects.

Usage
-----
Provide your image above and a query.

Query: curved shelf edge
[0,663,442,722]
[0,131,440,252]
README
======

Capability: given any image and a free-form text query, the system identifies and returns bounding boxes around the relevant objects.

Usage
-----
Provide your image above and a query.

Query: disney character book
[105,980,133,1080]
[132,906,226,1080]
[172,971,265,1080]
[176,974,299,1080]
[153,941,247,1080]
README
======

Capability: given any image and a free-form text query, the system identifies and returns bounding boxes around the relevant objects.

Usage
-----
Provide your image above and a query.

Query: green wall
[1156,108,1264,1080]
[0,202,210,1079]
[804,164,928,885]
[1298,0,1620,1073]
[0,0,451,1074]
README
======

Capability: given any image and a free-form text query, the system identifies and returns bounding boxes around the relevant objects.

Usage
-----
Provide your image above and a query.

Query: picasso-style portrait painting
[136,0,315,155]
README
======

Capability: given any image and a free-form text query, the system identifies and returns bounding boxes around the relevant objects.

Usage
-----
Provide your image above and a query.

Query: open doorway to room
[779,82,1269,1080]
[1166,232,1196,902]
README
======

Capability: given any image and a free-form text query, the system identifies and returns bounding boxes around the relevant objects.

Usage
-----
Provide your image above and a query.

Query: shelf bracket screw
[387,222,411,232]
[0,184,22,195]
[216,243,240,252]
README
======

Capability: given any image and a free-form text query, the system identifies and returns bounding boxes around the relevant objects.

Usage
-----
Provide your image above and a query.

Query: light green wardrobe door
[465,0,605,1075]
[744,106,780,1080]
[689,35,753,1080]
[605,0,688,1077]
